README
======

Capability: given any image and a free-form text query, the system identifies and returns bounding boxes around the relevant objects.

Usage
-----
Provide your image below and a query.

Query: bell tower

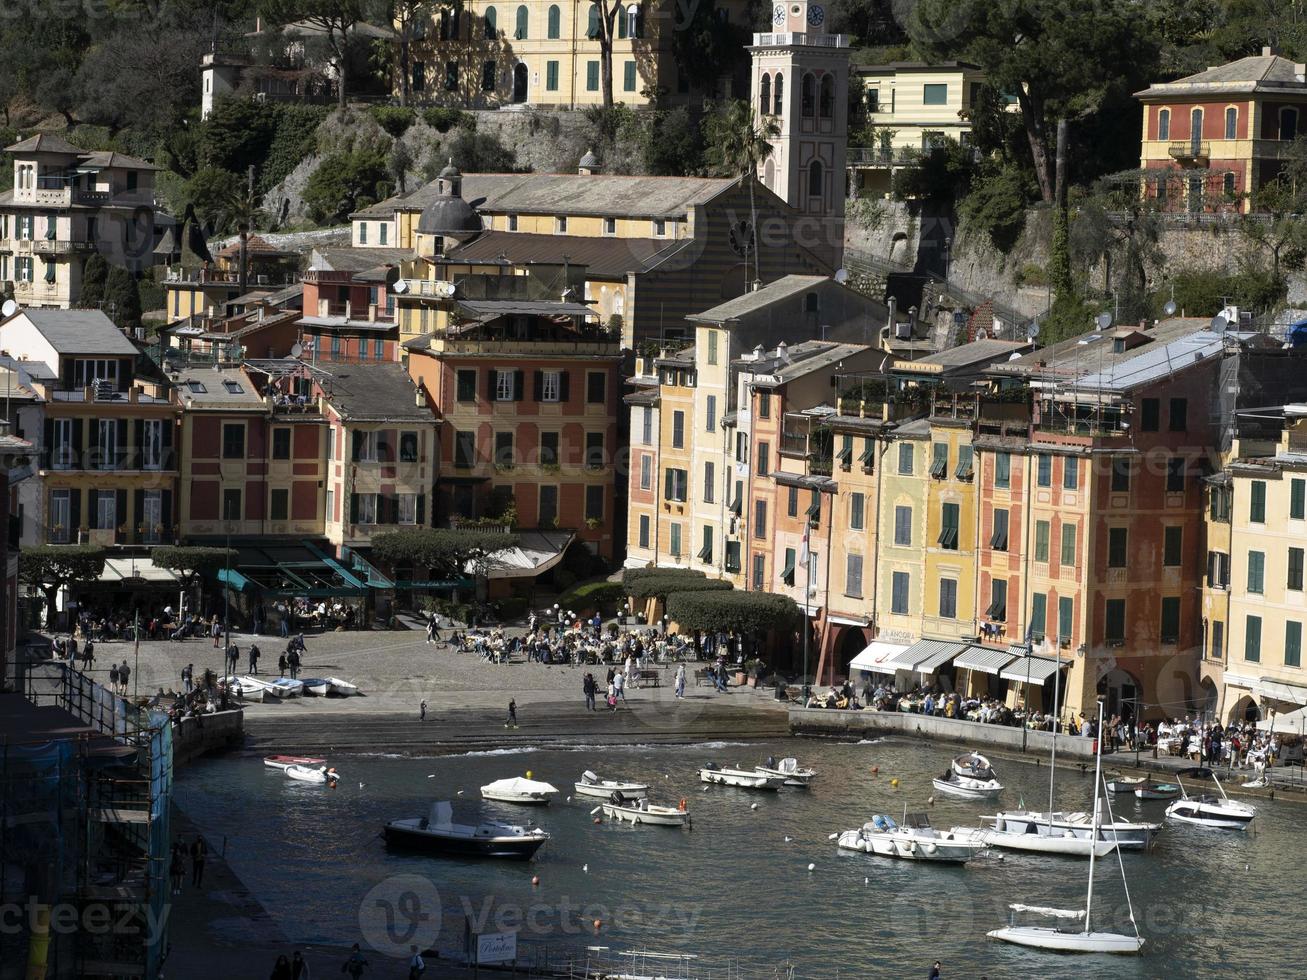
[749,1,850,268]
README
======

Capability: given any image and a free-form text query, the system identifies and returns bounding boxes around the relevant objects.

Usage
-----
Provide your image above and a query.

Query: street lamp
[943,236,952,281]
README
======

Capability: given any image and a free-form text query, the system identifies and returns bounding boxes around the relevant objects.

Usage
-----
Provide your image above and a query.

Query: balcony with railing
[752,31,849,47]
[847,146,923,167]
[1168,141,1210,163]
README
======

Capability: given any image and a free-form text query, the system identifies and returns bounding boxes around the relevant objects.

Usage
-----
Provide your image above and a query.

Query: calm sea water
[175,738,1303,978]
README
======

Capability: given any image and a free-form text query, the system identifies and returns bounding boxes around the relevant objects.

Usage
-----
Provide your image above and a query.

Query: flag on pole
[798,520,810,569]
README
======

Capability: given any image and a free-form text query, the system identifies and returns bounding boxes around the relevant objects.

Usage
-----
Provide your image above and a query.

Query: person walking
[287,647,301,679]
[613,669,626,703]
[278,653,288,678]
[190,835,207,889]
[426,614,437,645]
[211,618,221,648]
[583,673,597,711]
[278,602,290,638]
[674,663,686,699]
[270,954,292,980]
[227,642,240,676]
[182,663,194,694]
[505,699,518,729]
[419,698,428,722]
[341,943,369,978]
[109,662,120,693]
[290,950,310,980]
[82,639,95,670]
[407,946,425,980]
[118,660,131,697]
[169,843,185,896]
[248,644,261,675]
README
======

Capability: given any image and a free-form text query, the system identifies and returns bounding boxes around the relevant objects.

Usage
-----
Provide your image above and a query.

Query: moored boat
[698,764,785,790]
[574,770,650,799]
[1165,774,1256,830]
[955,817,1118,858]
[481,776,558,804]
[383,801,548,859]
[1135,781,1181,801]
[325,677,359,696]
[754,756,816,787]
[265,677,304,698]
[224,675,269,702]
[996,809,1161,850]
[298,677,331,696]
[837,813,989,863]
[285,764,340,786]
[933,752,1004,800]
[599,793,690,827]
[263,754,326,771]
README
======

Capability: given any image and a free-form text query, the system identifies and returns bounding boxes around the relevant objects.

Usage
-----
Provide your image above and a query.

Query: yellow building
[921,415,979,645]
[404,1,750,109]
[875,417,930,640]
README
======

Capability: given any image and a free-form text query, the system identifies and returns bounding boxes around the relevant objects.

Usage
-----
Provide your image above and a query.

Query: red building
[299,247,409,364]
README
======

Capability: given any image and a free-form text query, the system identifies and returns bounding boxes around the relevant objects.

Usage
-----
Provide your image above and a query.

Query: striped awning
[848,641,910,674]
[1000,654,1068,686]
[903,638,967,674]
[954,645,1016,676]
[1254,678,1307,706]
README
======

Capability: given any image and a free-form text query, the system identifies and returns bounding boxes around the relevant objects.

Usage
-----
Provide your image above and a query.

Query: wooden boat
[998,810,1161,850]
[599,793,690,827]
[325,677,359,696]
[754,756,817,787]
[263,755,325,771]
[224,675,268,703]
[481,776,558,804]
[698,764,785,790]
[285,764,339,785]
[837,813,989,863]
[264,677,304,698]
[1106,776,1145,794]
[298,677,331,696]
[1136,781,1181,801]
[383,802,548,859]
[574,770,650,799]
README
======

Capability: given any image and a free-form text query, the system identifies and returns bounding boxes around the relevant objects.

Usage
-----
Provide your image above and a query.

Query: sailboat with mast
[987,701,1146,954]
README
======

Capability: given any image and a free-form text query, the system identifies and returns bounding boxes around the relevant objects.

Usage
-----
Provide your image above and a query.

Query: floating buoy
[582,863,589,873]
[784,836,793,843]
[750,802,759,811]
[827,832,838,841]
[890,778,900,788]
[593,817,602,824]
[526,770,533,779]
[593,919,602,931]
[807,863,815,872]
[566,796,572,802]
[532,876,540,886]
[678,799,687,811]
[427,774,436,779]
[871,766,879,775]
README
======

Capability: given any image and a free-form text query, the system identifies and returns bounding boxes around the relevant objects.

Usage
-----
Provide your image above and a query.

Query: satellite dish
[1007,352,1022,361]
[1027,320,1041,340]
[439,281,456,298]
[290,342,304,358]
[833,267,849,284]
[392,278,409,294]
[0,299,16,318]
[1163,299,1177,316]
[384,266,401,287]
[1211,313,1228,334]
[1095,312,1113,331]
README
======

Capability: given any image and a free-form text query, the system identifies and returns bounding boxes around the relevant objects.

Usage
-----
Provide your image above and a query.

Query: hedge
[666,591,799,633]
[622,567,706,587]
[559,580,625,610]
[628,576,733,600]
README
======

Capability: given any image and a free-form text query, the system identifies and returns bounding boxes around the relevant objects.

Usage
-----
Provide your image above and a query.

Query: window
[1060,523,1076,566]
[1291,547,1305,592]
[1141,398,1160,431]
[586,60,599,91]
[891,571,909,614]
[603,217,616,235]
[1248,550,1265,594]
[445,61,458,91]
[350,492,373,525]
[703,461,715,503]
[638,514,650,548]
[546,60,559,91]
[1223,172,1236,197]
[585,431,604,469]
[547,4,560,37]
[923,83,947,105]
[938,502,959,550]
[1166,457,1185,493]
[1158,107,1171,141]
[654,218,667,236]
[697,525,713,563]
[454,430,476,468]
[988,507,1009,551]
[141,490,163,544]
[1063,457,1078,490]
[664,467,688,502]
[508,214,518,231]
[1250,480,1267,522]
[641,406,652,445]
[271,428,291,460]
[1160,596,1180,644]
[1288,621,1303,668]
[1037,454,1051,487]
[1159,526,1182,567]
[495,369,518,401]
[1281,106,1299,141]
[898,443,914,475]
[515,4,528,38]
[987,579,1007,621]
[585,485,604,521]
[705,394,717,432]
[1030,592,1047,641]
[270,488,289,521]
[639,453,651,490]
[359,222,368,245]
[1245,614,1262,663]
[850,492,865,531]
[1034,520,1050,562]
[725,540,741,573]
[142,419,165,471]
[1111,457,1131,493]
[757,392,770,419]
[482,60,496,92]
[807,160,823,197]
[672,410,685,449]
[707,330,718,365]
[455,370,477,402]
[845,554,864,598]
[801,72,816,116]
[51,418,74,470]
[754,499,767,539]
[956,445,974,480]
[756,441,769,476]
[398,493,418,525]
[539,485,559,526]
[1292,478,1306,520]
[484,6,498,36]
[779,547,796,585]
[1105,599,1126,644]
[749,552,764,589]
[787,487,798,517]
[669,522,682,558]
[1108,527,1128,568]
[894,505,912,546]
[1210,619,1224,660]
[623,60,636,92]
[938,578,957,619]
[539,369,562,402]
[494,431,515,467]
[930,442,948,478]
[995,452,1010,489]
[222,488,242,522]
[587,371,606,404]
[1169,398,1188,432]
[93,490,116,531]
[837,434,854,467]
[1207,550,1230,589]
[222,423,245,459]
[1058,596,1074,644]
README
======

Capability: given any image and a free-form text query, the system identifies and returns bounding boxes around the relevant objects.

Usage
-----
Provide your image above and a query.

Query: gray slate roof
[896,338,1029,371]
[690,275,831,324]
[1137,52,1307,98]
[319,362,432,422]
[309,246,413,272]
[173,367,265,409]
[12,310,139,356]
[445,231,681,277]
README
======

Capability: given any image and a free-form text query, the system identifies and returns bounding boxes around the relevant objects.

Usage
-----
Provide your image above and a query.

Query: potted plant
[743,658,766,688]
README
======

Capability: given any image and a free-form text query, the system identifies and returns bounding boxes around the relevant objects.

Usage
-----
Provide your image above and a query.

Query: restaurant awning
[476,531,574,580]
[1253,677,1307,707]
[954,645,1016,676]
[903,638,966,674]
[848,640,910,675]
[1257,704,1307,733]
[217,567,251,592]
[97,558,183,586]
[999,654,1069,686]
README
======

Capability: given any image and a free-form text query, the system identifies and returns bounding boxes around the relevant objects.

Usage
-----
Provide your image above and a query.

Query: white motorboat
[837,813,990,863]
[224,675,269,702]
[755,756,817,787]
[1165,774,1256,830]
[298,677,331,696]
[987,702,1145,955]
[285,764,340,786]
[698,764,785,790]
[995,810,1161,850]
[325,677,359,696]
[384,802,549,859]
[263,754,325,771]
[481,776,558,804]
[951,820,1117,858]
[598,793,690,827]
[1106,776,1144,794]
[932,753,1004,799]
[265,677,304,698]
[574,771,650,799]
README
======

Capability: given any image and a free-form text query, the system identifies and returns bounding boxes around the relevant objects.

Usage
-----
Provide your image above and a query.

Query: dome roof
[417,189,481,236]
[578,148,599,169]
[438,159,461,180]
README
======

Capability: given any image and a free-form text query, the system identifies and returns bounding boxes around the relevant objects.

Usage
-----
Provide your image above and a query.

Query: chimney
[318,297,329,317]
[1263,45,1276,57]
[1297,62,1306,83]
[777,341,789,363]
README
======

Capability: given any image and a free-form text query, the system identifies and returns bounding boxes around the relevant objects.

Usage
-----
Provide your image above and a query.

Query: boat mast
[1084,699,1105,934]
[1047,654,1062,825]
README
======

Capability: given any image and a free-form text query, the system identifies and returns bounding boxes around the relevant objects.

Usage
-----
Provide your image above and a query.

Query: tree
[75,21,204,139]
[20,544,107,628]
[668,0,749,95]
[914,0,1161,201]
[392,0,433,107]
[388,137,414,194]
[1242,177,1307,282]
[665,590,799,634]
[104,266,142,333]
[302,147,389,224]
[153,545,236,616]
[591,0,624,109]
[261,0,373,110]
[182,166,246,232]
[371,528,520,579]
[703,100,779,282]
[79,254,109,309]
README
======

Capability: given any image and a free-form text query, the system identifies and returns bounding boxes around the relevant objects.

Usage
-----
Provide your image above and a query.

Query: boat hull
[298,678,330,696]
[600,803,689,827]
[837,830,984,863]
[481,791,552,804]
[1165,803,1255,830]
[263,755,325,771]
[574,781,650,799]
[955,827,1117,858]
[285,765,338,785]
[932,776,1003,800]
[326,677,359,696]
[382,823,546,859]
[755,766,815,787]
[987,812,1158,850]
[1135,784,1180,801]
[988,926,1144,954]
[699,768,785,790]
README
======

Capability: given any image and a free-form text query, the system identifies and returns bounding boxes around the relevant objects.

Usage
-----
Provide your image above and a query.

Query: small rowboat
[755,757,816,787]
[263,755,326,771]
[224,675,269,703]
[265,677,304,698]
[699,764,785,790]
[285,764,340,786]
[383,802,548,859]
[298,678,331,696]
[1135,781,1181,801]
[599,793,690,827]
[574,770,650,799]
[481,777,558,804]
[326,677,359,696]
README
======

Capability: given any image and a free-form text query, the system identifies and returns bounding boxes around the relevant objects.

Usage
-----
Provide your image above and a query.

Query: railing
[32,239,93,255]
[752,31,849,47]
[1168,141,1210,160]
[396,278,452,297]
[847,146,923,166]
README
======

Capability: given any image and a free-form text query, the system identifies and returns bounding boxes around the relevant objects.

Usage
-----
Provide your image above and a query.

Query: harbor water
[175,737,1303,978]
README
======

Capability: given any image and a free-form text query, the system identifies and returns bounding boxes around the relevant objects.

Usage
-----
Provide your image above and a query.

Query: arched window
[1157,108,1170,141]
[618,5,627,37]
[627,3,642,38]
[773,73,784,115]
[1189,107,1203,152]
[587,3,600,38]
[759,74,771,117]
[515,5,528,39]
[763,158,774,190]
[808,159,823,197]
[804,292,819,313]
[1223,172,1236,197]
[484,6,497,38]
[801,72,816,117]
[1281,106,1299,141]
[547,4,561,38]
[1225,106,1238,140]
[819,74,834,119]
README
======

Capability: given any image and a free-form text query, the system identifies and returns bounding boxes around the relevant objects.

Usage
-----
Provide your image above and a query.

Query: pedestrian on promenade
[407,946,425,979]
[278,602,290,638]
[270,954,292,980]
[426,614,438,645]
[506,699,518,729]
[118,660,131,696]
[290,950,310,979]
[928,961,942,979]
[624,654,636,690]
[614,670,626,703]
[342,943,369,978]
[182,663,193,694]
[227,643,240,676]
[287,647,301,679]
[249,644,261,675]
[82,639,94,669]
[211,618,221,648]
[278,654,288,677]
[190,835,208,888]
[606,680,618,711]
[420,698,428,722]
[583,673,597,711]
[169,843,185,895]
[675,664,686,699]
[109,663,120,692]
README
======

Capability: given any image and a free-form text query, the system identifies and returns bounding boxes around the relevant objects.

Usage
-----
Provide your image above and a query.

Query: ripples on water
[174,738,1303,978]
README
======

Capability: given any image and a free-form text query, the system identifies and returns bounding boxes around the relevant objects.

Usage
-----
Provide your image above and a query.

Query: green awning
[218,568,252,592]
[780,555,796,585]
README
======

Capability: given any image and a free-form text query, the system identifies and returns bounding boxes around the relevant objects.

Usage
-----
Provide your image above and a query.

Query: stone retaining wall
[172,709,245,766]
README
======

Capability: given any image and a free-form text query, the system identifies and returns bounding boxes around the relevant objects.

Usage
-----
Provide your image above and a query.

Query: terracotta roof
[1137,52,1307,98]
[215,234,294,259]
[445,231,682,277]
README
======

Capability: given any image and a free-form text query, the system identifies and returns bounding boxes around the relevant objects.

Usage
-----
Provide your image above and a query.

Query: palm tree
[704,100,780,285]
[218,174,268,294]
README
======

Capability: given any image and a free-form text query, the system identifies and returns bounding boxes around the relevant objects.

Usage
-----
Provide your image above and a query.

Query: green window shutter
[1060,523,1076,566]
[1287,621,1302,668]
[1293,478,1306,520]
[1245,615,1262,662]
[623,61,636,92]
[1030,592,1047,640]
[1034,520,1049,562]
[1058,596,1074,643]
[587,61,599,91]
[546,61,559,91]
